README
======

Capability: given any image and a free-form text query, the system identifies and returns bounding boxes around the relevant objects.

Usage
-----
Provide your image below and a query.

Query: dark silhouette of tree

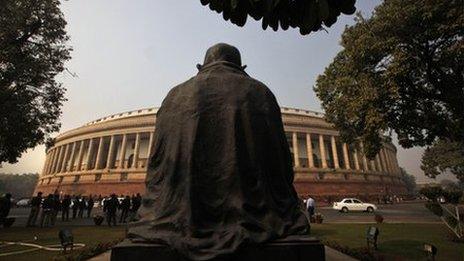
[200,0,356,35]
[0,0,71,163]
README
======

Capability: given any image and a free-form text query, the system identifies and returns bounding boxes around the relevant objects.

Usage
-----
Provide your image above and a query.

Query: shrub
[425,202,443,217]
[420,186,443,202]
[442,189,463,205]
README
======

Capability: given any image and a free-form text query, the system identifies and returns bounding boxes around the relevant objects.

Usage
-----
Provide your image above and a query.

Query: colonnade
[42,131,154,177]
[288,132,400,175]
[41,130,400,182]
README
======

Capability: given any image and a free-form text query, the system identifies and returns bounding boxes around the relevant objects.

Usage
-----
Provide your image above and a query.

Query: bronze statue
[128,43,310,260]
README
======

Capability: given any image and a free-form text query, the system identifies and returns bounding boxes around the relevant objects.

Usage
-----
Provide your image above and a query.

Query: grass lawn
[0,226,125,261]
[312,223,464,260]
[0,223,462,260]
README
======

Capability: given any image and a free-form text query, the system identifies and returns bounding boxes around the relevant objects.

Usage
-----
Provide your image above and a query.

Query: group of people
[25,192,142,227]
[102,193,142,226]
[27,192,96,227]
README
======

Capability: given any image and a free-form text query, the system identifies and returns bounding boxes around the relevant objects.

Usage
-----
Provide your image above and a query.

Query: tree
[421,140,464,182]
[199,0,356,35]
[314,0,463,179]
[399,168,417,195]
[0,0,71,164]
[0,173,39,198]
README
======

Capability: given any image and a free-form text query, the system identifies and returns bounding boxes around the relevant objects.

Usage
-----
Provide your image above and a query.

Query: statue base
[111,236,325,261]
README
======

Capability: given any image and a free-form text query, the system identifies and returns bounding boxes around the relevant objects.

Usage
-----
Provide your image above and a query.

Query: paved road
[8,201,441,227]
[318,201,441,223]
[8,207,108,227]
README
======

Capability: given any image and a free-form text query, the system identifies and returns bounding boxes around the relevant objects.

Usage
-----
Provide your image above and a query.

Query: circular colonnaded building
[35,107,406,199]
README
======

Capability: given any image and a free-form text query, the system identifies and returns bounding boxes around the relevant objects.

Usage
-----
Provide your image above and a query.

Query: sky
[1,0,456,183]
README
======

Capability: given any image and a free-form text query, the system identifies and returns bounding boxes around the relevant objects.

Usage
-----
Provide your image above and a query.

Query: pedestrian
[87,196,94,218]
[72,196,79,219]
[61,195,71,221]
[40,194,54,227]
[50,194,61,226]
[131,193,142,213]
[27,192,42,227]
[306,195,315,219]
[103,194,119,226]
[0,193,12,226]
[78,196,86,218]
[119,195,131,223]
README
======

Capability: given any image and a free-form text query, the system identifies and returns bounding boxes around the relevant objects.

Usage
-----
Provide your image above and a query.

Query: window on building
[47,178,51,184]
[59,176,63,184]
[120,173,128,181]
[74,175,80,183]
[95,173,102,182]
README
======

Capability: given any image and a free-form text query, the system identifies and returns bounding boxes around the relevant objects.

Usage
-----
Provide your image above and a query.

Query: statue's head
[198,43,245,70]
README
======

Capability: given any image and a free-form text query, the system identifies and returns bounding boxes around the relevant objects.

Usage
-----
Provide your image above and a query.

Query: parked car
[16,198,30,208]
[333,198,377,213]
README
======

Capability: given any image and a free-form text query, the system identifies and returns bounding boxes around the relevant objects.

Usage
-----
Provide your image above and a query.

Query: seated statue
[128,43,310,260]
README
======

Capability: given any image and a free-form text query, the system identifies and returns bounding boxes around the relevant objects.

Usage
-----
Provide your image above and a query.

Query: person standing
[50,194,61,226]
[61,195,71,221]
[78,196,86,218]
[27,192,42,227]
[0,193,12,226]
[306,196,316,220]
[87,196,94,218]
[72,196,79,219]
[104,194,119,227]
[40,194,54,227]
[119,195,131,223]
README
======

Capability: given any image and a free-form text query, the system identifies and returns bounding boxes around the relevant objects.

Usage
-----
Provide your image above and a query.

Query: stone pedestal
[111,236,325,261]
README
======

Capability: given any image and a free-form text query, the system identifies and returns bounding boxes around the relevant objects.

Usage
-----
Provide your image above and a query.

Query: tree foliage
[0,0,71,163]
[314,0,463,163]
[420,186,443,202]
[0,173,39,198]
[421,140,464,182]
[200,0,356,35]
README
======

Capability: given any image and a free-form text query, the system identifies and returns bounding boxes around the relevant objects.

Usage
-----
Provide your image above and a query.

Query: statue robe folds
[128,43,310,260]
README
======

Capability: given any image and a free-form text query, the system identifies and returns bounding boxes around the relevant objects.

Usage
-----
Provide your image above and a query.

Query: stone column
[306,133,314,168]
[383,148,392,175]
[370,160,376,172]
[292,132,300,167]
[342,143,350,169]
[119,134,127,169]
[53,146,62,173]
[353,148,360,170]
[55,145,64,173]
[147,131,155,159]
[375,154,383,173]
[379,148,389,174]
[61,144,70,173]
[331,136,340,169]
[48,148,57,174]
[67,142,77,172]
[360,142,369,171]
[106,135,115,169]
[41,151,50,175]
[133,133,141,169]
[85,138,94,171]
[76,140,85,171]
[94,137,105,170]
[50,148,59,174]
[319,134,327,168]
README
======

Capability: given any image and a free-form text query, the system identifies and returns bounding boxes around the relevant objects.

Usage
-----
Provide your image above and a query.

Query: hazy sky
[1,0,455,183]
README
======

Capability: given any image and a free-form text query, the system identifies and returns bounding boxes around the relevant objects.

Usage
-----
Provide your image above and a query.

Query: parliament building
[34,107,406,198]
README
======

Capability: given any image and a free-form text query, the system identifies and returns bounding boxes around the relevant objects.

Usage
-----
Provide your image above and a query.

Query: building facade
[34,107,406,198]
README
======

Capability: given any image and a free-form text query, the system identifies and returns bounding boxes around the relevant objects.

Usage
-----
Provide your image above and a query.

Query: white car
[333,198,377,213]
[16,198,31,207]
